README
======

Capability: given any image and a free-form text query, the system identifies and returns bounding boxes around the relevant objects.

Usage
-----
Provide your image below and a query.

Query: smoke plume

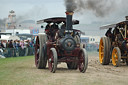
[65,0,77,12]
[64,0,117,17]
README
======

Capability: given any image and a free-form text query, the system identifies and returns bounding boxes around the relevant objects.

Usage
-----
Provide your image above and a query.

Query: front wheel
[78,48,88,73]
[48,48,58,73]
[112,47,121,67]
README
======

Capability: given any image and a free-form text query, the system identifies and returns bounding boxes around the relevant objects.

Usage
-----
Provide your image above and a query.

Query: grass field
[0,56,35,85]
[0,55,101,85]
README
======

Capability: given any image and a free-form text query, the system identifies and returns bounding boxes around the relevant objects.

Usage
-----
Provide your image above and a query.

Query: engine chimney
[65,11,74,30]
[125,16,128,20]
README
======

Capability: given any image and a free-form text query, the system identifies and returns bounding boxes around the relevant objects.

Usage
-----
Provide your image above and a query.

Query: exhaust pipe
[65,11,74,30]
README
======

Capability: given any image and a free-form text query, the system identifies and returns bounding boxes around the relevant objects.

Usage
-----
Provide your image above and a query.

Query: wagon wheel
[112,47,121,67]
[99,37,110,65]
[48,48,58,73]
[78,48,88,73]
[35,34,47,69]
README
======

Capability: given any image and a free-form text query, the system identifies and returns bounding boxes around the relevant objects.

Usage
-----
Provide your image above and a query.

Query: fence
[0,47,35,58]
[0,44,98,58]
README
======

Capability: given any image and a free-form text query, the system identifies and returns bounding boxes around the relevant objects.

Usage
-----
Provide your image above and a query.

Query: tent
[9,36,20,40]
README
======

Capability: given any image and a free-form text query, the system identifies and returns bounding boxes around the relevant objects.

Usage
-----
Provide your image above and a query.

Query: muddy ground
[32,52,128,85]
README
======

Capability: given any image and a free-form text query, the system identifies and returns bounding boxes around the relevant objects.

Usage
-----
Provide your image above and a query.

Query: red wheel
[48,48,57,73]
[78,48,88,73]
[35,36,40,67]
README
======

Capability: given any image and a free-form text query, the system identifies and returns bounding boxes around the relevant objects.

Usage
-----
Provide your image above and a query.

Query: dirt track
[31,52,128,85]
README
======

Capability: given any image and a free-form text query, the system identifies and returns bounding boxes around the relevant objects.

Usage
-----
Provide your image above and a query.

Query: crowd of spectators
[0,39,35,57]
[0,40,34,49]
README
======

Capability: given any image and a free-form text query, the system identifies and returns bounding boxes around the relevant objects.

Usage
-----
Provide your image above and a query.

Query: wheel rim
[99,38,104,64]
[112,48,118,66]
[35,37,40,66]
[79,50,85,72]
[48,50,54,72]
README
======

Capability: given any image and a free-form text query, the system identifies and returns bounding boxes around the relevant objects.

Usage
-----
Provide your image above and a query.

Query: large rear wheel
[106,37,111,60]
[35,34,47,69]
[99,37,110,65]
[78,48,88,73]
[112,47,121,67]
[48,48,58,73]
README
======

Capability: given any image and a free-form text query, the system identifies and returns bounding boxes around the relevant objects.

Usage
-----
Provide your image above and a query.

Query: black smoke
[65,0,77,12]
[64,0,117,17]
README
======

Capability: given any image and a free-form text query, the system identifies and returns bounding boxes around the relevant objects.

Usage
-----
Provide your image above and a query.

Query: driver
[45,23,51,34]
[105,28,112,37]
[105,28,114,41]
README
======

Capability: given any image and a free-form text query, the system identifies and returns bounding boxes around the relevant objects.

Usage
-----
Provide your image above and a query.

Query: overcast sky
[0,0,65,20]
[0,0,128,36]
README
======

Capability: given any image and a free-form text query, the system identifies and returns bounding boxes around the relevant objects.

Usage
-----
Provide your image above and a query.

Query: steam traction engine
[35,12,88,73]
[99,16,128,67]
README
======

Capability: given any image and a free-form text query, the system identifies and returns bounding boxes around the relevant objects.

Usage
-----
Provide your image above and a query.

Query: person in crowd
[15,40,20,50]
[0,39,35,57]
[0,45,5,58]
[13,41,16,48]
[8,40,13,48]
[2,41,7,48]
[29,40,33,47]
[20,40,24,49]
[24,40,29,56]
[7,40,13,57]
[0,41,5,48]
[6,41,9,48]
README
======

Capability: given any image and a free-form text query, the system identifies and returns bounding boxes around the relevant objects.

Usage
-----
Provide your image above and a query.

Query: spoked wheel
[78,48,88,73]
[99,37,110,65]
[35,36,40,67]
[112,47,121,67]
[48,48,58,73]
[99,37,104,64]
[35,34,47,69]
